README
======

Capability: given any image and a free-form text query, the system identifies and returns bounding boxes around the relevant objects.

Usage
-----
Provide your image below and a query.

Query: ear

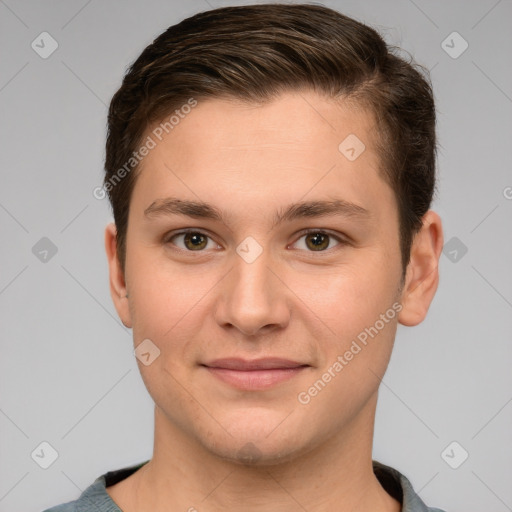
[398,210,444,327]
[105,223,132,328]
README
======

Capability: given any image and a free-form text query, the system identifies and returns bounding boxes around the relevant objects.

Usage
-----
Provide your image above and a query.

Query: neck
[121,393,400,512]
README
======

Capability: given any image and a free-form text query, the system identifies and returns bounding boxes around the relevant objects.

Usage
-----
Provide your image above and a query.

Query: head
[104,3,443,465]
[104,3,437,279]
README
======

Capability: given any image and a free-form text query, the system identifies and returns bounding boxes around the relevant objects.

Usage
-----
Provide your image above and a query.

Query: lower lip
[204,367,307,390]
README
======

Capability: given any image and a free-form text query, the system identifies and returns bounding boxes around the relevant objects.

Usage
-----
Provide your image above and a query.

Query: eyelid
[289,228,349,251]
[164,228,349,253]
[164,228,222,251]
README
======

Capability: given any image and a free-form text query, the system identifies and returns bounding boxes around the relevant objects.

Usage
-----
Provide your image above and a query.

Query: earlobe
[398,210,444,327]
[104,223,132,328]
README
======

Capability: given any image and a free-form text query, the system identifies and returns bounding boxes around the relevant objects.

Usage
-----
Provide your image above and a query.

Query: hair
[104,3,437,280]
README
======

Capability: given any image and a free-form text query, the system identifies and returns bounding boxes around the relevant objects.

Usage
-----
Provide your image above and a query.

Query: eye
[291,230,345,252]
[166,230,220,251]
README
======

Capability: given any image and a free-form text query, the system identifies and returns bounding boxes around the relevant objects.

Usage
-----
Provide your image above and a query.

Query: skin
[104,90,443,511]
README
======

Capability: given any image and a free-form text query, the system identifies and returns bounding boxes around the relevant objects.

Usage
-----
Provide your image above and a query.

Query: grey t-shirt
[42,460,446,512]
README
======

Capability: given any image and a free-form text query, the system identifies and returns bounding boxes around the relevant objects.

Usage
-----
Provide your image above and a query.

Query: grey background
[1,0,511,511]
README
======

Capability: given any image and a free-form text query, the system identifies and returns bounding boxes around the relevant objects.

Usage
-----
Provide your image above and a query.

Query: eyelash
[164,228,348,254]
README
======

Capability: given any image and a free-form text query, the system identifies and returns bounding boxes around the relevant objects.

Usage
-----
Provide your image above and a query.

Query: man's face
[115,91,406,463]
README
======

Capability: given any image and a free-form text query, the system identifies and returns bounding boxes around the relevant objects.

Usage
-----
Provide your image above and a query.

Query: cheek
[295,305,399,434]
[290,261,401,413]
[126,246,210,338]
[289,260,399,342]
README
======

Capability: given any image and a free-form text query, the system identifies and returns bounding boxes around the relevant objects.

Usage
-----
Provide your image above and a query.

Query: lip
[201,358,310,390]
[204,357,307,371]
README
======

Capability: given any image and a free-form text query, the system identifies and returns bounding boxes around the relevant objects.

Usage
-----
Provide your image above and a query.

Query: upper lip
[202,358,309,371]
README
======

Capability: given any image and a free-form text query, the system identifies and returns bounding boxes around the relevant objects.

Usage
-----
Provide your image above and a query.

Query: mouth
[200,358,310,390]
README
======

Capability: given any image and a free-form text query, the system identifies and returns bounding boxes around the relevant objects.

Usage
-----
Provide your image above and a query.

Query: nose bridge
[234,244,272,300]
[216,239,288,335]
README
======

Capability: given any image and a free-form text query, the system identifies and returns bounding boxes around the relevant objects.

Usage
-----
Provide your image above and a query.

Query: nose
[214,246,291,337]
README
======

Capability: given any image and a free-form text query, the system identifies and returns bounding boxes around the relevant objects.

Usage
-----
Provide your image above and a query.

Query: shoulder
[373,460,448,512]
[42,460,149,512]
[41,478,112,512]
[42,503,79,512]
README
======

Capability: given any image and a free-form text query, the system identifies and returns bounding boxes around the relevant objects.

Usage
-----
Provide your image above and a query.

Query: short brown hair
[104,3,437,278]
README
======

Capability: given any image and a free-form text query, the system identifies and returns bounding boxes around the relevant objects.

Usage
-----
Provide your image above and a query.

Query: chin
[196,415,313,467]
[212,438,307,467]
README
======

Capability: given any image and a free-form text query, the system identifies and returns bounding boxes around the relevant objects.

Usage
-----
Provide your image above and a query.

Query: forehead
[146,92,377,164]
[130,90,394,225]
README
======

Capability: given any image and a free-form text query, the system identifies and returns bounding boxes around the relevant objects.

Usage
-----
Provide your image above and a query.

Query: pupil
[187,233,205,249]
[309,233,327,250]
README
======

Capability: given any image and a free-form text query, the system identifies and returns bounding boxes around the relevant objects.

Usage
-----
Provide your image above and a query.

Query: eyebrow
[144,196,371,229]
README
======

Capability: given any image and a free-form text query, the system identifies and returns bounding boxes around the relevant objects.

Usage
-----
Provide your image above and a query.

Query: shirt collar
[79,459,439,512]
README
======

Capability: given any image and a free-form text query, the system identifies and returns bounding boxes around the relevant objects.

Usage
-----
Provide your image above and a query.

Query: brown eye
[305,232,330,251]
[183,232,208,250]
[293,230,344,252]
[168,231,215,251]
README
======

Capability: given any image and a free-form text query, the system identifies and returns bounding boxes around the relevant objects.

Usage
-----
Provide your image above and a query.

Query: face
[108,90,412,464]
